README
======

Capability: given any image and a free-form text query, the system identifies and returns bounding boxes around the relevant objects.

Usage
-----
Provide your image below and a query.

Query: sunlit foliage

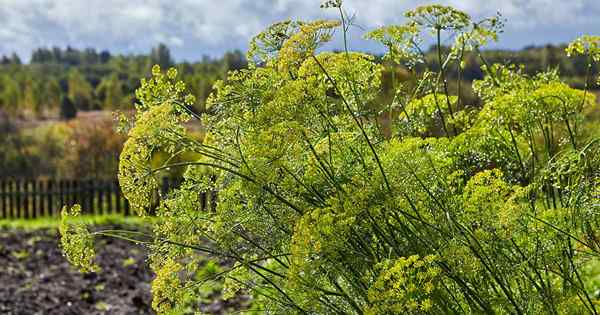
[62,2,600,314]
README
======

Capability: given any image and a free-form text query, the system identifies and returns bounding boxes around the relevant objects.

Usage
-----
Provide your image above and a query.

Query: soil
[0,225,248,315]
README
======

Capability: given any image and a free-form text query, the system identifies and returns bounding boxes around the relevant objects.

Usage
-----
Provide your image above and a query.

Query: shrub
[62,2,600,314]
[59,95,77,120]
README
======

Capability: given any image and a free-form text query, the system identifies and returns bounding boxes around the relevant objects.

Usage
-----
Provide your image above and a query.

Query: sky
[1,0,599,62]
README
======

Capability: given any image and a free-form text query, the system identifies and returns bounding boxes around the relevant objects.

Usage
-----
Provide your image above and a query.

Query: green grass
[0,214,155,230]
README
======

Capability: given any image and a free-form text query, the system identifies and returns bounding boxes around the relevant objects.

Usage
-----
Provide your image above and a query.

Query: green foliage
[59,205,99,273]
[0,213,151,230]
[0,45,246,118]
[365,255,440,314]
[59,95,77,119]
[0,114,125,179]
[61,2,600,314]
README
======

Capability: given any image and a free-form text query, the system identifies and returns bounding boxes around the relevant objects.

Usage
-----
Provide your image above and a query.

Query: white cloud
[0,0,599,61]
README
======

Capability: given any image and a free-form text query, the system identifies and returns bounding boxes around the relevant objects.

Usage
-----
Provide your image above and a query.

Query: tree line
[0,44,246,119]
[0,43,596,120]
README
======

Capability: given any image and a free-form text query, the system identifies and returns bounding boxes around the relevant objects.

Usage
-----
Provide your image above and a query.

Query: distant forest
[0,43,596,120]
[0,44,246,119]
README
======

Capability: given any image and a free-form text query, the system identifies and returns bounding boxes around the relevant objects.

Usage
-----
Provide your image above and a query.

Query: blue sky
[1,0,599,61]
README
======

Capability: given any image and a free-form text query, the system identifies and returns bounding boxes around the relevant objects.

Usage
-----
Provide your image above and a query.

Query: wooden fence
[0,178,216,219]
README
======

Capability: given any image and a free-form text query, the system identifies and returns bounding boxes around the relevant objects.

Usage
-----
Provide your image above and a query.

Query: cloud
[0,0,599,61]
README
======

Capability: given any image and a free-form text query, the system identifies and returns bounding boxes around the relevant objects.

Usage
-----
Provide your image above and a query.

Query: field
[0,217,248,314]
[0,225,153,314]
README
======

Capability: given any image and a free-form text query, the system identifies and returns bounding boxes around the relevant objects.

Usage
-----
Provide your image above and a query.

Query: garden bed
[0,222,248,314]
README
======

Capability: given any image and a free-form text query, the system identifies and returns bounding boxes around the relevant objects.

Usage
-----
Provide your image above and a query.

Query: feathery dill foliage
[60,1,600,314]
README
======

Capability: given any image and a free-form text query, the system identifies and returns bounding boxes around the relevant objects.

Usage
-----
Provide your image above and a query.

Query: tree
[31,48,53,63]
[99,50,111,63]
[67,69,94,110]
[0,76,20,114]
[44,78,62,111]
[22,76,41,116]
[59,95,77,120]
[10,53,21,65]
[223,50,247,71]
[151,43,173,69]
[95,74,124,109]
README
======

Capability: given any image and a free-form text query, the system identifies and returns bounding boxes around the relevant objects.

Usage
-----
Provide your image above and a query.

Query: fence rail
[0,178,216,219]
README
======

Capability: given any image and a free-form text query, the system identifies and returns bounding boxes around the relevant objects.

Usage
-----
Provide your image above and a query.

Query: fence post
[113,180,122,215]
[124,194,130,216]
[57,180,64,212]
[11,180,16,219]
[30,180,37,219]
[84,179,92,215]
[0,180,5,219]
[73,179,79,209]
[97,180,104,216]
[15,179,22,218]
[39,180,46,217]
[70,180,76,207]
[45,179,55,217]
[103,180,111,215]
[73,179,79,207]
[66,180,72,207]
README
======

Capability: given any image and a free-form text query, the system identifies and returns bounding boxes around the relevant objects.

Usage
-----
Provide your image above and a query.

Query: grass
[0,214,155,230]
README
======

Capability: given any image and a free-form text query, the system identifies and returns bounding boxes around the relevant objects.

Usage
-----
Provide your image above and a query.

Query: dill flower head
[405,5,470,32]
[59,204,99,273]
[566,35,600,61]
[366,255,441,314]
[277,20,341,74]
[150,258,185,313]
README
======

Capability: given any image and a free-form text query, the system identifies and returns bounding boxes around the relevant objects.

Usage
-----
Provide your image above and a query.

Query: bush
[62,3,600,314]
[59,95,77,120]
[0,114,125,179]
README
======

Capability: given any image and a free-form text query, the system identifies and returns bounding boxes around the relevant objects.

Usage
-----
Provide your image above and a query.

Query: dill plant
[60,2,600,314]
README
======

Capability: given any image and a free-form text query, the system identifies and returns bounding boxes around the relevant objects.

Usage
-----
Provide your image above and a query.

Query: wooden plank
[68,180,75,207]
[97,180,104,215]
[15,179,22,218]
[73,180,78,207]
[5,181,10,219]
[39,180,46,217]
[20,180,26,219]
[0,180,5,219]
[58,180,65,212]
[36,180,43,218]
[105,180,112,214]
[104,180,112,214]
[124,193,130,216]
[65,180,71,207]
[114,180,122,215]
[30,180,37,218]
[78,179,85,210]
[47,180,54,216]
[10,180,16,219]
[85,179,94,215]
[72,179,79,208]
